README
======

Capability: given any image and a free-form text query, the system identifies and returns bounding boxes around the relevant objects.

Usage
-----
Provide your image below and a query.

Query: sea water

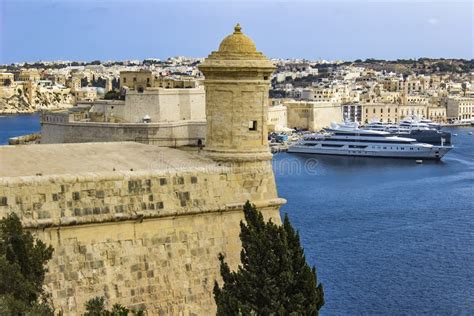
[0,113,41,145]
[1,115,473,314]
[274,127,474,315]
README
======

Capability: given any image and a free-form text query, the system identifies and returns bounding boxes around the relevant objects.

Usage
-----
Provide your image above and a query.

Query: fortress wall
[124,88,205,123]
[124,93,173,123]
[0,165,283,315]
[41,121,206,146]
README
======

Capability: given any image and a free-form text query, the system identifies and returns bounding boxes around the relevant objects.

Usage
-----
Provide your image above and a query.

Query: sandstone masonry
[0,24,283,315]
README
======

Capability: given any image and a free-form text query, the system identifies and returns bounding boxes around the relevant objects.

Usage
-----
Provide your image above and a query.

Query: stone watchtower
[199,24,276,163]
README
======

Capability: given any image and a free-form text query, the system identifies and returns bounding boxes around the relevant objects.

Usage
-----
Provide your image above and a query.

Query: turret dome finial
[234,23,242,33]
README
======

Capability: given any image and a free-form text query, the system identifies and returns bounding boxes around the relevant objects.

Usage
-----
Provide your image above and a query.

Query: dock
[270,143,289,153]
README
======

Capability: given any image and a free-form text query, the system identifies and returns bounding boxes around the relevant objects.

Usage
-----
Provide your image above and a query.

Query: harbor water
[0,113,41,145]
[274,126,474,315]
[1,115,473,314]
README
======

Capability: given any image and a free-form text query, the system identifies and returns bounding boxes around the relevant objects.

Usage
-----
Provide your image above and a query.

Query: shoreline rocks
[8,133,41,145]
[0,89,74,114]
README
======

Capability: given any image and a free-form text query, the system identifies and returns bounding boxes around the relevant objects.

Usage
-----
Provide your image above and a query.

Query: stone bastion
[0,142,284,314]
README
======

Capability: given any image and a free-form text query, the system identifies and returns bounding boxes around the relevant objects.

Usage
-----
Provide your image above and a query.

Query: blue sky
[0,0,473,64]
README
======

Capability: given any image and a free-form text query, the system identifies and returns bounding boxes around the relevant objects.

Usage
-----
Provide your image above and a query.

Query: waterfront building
[427,105,447,122]
[285,100,342,130]
[268,103,288,132]
[342,103,362,123]
[350,103,446,124]
[446,96,474,122]
[360,103,399,123]
[399,104,429,119]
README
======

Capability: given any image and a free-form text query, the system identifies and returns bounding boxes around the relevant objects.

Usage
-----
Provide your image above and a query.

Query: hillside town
[1,58,473,132]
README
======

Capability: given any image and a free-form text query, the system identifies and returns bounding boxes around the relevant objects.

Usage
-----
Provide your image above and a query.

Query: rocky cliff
[0,88,74,114]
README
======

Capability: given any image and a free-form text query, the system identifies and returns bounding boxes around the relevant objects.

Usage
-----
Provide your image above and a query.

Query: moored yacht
[288,123,452,160]
[363,121,391,131]
[400,117,441,130]
[363,117,451,145]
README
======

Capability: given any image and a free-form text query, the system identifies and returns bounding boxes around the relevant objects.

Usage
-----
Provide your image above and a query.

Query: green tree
[104,90,122,100]
[85,296,107,315]
[0,213,54,315]
[214,201,324,315]
[84,296,144,316]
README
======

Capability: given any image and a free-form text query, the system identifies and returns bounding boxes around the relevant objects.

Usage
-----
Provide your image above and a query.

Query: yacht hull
[392,130,452,145]
[287,145,452,160]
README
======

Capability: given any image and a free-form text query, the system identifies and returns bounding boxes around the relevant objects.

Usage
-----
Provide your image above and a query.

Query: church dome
[218,24,257,54]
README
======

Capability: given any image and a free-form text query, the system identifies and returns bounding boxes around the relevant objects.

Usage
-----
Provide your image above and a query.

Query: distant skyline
[1,0,473,64]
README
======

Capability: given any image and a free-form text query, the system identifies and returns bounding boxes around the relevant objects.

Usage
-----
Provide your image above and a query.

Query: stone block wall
[0,164,284,315]
[40,120,206,147]
[124,88,205,124]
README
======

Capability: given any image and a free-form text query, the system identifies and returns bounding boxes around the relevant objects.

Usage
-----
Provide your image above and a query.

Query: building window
[249,120,257,131]
[123,78,126,83]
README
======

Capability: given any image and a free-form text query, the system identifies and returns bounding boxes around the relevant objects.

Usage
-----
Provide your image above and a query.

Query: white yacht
[288,123,453,160]
[398,118,431,131]
[400,116,442,130]
[363,121,388,131]
[419,118,441,130]
[363,117,451,145]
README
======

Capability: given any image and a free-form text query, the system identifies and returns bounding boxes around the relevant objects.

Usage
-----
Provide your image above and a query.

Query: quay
[270,143,289,153]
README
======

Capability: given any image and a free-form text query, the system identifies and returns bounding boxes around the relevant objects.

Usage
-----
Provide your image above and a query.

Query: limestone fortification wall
[1,24,283,316]
[124,88,206,124]
[285,101,343,131]
[0,164,283,315]
[41,120,206,147]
